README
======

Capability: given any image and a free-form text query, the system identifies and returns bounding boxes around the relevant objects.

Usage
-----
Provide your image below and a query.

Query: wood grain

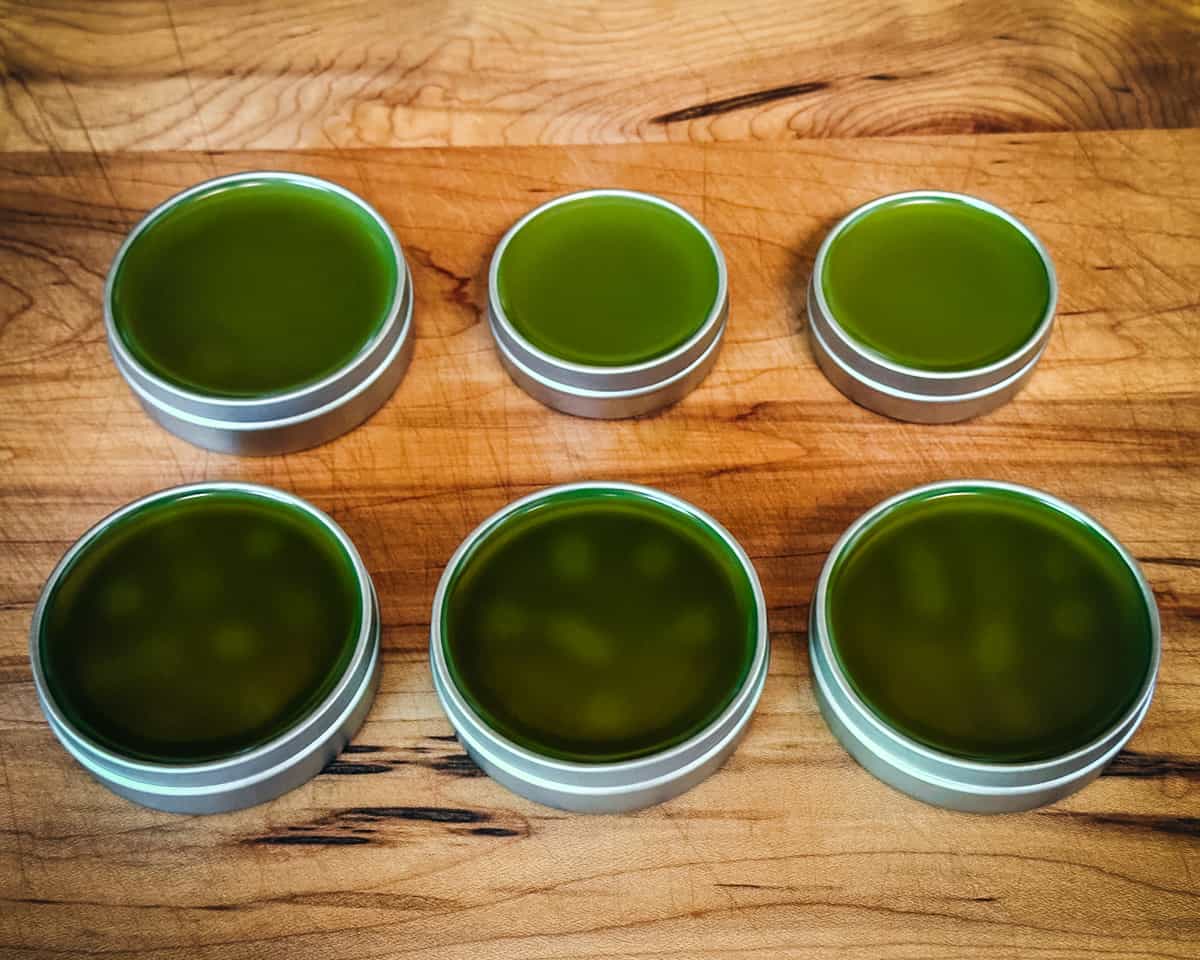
[1,0,1198,153]
[0,129,1198,958]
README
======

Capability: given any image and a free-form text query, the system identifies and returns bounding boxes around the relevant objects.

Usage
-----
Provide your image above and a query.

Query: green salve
[40,491,362,764]
[496,194,720,366]
[827,488,1153,763]
[111,178,398,398]
[821,197,1051,371]
[443,490,757,763]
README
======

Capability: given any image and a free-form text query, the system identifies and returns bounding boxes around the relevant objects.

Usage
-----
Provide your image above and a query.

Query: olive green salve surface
[40,491,362,764]
[827,488,1153,763]
[444,491,756,763]
[112,178,397,398]
[496,195,720,366]
[821,197,1051,371]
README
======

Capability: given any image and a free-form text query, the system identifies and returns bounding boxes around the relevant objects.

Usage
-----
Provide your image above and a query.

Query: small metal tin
[105,172,414,456]
[430,482,769,812]
[807,191,1057,424]
[809,481,1160,813]
[30,482,381,814]
[488,190,730,419]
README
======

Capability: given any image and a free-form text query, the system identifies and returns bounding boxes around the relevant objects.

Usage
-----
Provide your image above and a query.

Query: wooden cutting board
[1,129,1197,958]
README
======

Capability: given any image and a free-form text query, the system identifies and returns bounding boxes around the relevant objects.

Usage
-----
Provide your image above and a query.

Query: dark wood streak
[1044,811,1200,839]
[316,739,482,779]
[1139,556,1200,570]
[321,760,395,775]
[247,805,525,846]
[431,753,483,777]
[253,834,372,846]
[342,806,490,824]
[651,82,830,124]
[1103,750,1200,779]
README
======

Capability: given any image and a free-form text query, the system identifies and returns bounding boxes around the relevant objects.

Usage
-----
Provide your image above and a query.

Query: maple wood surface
[1,0,1199,153]
[0,128,1197,958]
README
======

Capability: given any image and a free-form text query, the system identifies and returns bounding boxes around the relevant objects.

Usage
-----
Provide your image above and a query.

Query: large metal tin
[487,190,730,419]
[430,482,770,812]
[807,191,1057,424]
[105,172,414,456]
[809,481,1160,813]
[30,483,381,814]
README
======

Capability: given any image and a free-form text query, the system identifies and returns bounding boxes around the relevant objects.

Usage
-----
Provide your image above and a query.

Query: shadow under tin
[430,483,769,812]
[106,171,413,455]
[488,191,729,419]
[31,483,380,813]
[809,481,1159,812]
[807,191,1057,423]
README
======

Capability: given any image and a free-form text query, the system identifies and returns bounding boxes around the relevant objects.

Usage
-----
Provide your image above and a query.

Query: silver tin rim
[105,171,413,454]
[809,480,1161,813]
[487,190,729,417]
[807,191,1058,422]
[429,482,770,812]
[30,482,381,814]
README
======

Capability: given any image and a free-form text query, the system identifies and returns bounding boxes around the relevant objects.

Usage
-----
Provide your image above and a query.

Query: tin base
[807,312,1043,424]
[493,317,726,419]
[429,482,770,813]
[487,189,730,420]
[432,644,766,813]
[805,190,1057,424]
[113,264,413,456]
[807,480,1160,813]
[810,626,1153,813]
[44,635,379,814]
[31,483,383,814]
[106,172,414,456]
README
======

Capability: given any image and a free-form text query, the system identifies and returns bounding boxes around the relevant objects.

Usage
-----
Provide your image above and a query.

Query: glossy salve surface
[39,490,362,764]
[443,489,757,763]
[827,487,1153,763]
[821,196,1051,372]
[495,194,720,366]
[111,177,398,398]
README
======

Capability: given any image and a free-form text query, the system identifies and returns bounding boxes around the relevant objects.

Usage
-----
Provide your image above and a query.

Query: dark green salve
[443,490,757,763]
[40,491,362,764]
[111,178,397,398]
[827,488,1153,763]
[496,195,720,366]
[821,197,1051,372]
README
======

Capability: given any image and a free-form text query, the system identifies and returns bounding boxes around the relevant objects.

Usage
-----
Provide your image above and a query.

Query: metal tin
[105,172,414,456]
[30,482,381,814]
[430,482,769,812]
[807,191,1058,424]
[487,190,730,419]
[809,480,1160,813]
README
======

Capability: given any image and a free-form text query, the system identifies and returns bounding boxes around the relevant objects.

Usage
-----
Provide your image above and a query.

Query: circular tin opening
[440,486,758,764]
[492,191,723,368]
[109,173,400,399]
[35,486,366,765]
[823,484,1156,764]
[817,192,1054,373]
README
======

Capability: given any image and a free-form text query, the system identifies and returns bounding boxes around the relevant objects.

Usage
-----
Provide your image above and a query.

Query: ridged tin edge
[429,482,770,812]
[105,171,413,453]
[808,480,1161,812]
[29,482,381,814]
